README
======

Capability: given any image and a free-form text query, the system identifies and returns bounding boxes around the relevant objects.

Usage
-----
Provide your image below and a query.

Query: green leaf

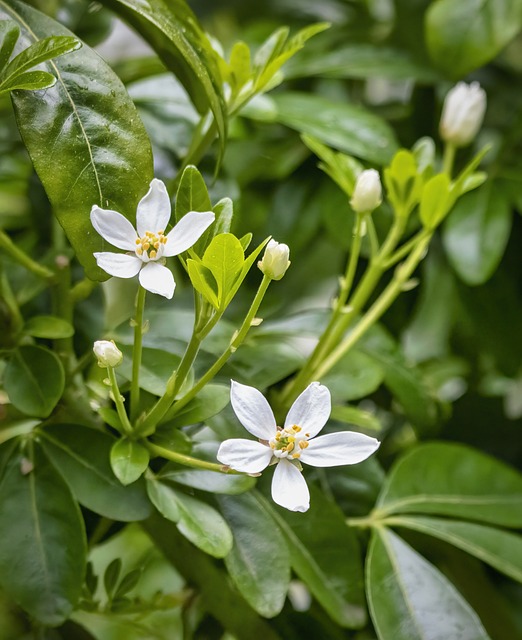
[175,164,212,221]
[384,149,423,217]
[118,346,181,396]
[0,34,81,89]
[387,515,522,584]
[23,315,74,339]
[0,20,19,71]
[3,345,64,418]
[103,558,122,598]
[0,443,86,625]
[103,0,226,153]
[0,0,154,280]
[160,466,256,495]
[330,404,383,434]
[253,91,398,165]
[218,493,290,618]
[212,196,234,235]
[443,182,512,285]
[263,488,366,628]
[163,383,230,427]
[419,173,452,229]
[426,0,522,77]
[375,442,522,527]
[40,424,152,522]
[367,527,490,640]
[0,69,56,91]
[202,233,245,310]
[146,476,181,522]
[173,489,233,558]
[110,438,150,486]
[322,348,384,403]
[187,258,219,308]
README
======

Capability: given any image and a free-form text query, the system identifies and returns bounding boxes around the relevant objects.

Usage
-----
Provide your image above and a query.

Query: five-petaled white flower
[91,179,215,299]
[217,380,380,512]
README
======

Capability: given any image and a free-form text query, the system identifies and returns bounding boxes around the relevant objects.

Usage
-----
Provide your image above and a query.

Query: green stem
[107,367,133,436]
[442,142,456,177]
[382,228,431,269]
[165,275,272,420]
[130,286,146,421]
[0,229,54,280]
[70,277,97,302]
[314,234,431,380]
[0,268,24,339]
[146,441,244,474]
[52,256,75,372]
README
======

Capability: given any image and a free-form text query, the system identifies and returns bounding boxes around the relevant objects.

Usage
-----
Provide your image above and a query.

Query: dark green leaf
[40,424,152,521]
[375,442,522,527]
[23,315,74,339]
[103,0,226,152]
[110,438,149,486]
[0,443,86,625]
[114,568,142,598]
[387,515,522,584]
[0,0,154,279]
[218,493,290,618]
[367,527,490,640]
[264,488,366,628]
[3,345,64,418]
[118,346,181,396]
[322,348,384,403]
[443,182,512,285]
[175,164,212,220]
[160,466,256,495]
[146,476,181,522]
[0,20,19,70]
[163,383,230,427]
[426,0,522,77]
[103,558,122,598]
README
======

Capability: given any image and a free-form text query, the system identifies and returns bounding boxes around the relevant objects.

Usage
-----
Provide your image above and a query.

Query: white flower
[257,239,291,280]
[440,82,486,147]
[93,340,123,368]
[217,381,380,512]
[350,169,382,213]
[91,179,215,299]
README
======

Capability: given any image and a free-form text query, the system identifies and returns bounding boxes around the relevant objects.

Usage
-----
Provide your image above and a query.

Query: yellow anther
[292,425,301,432]
[161,236,167,244]
[135,238,141,245]
[154,241,160,249]
[149,250,157,259]
[299,441,309,449]
[292,452,301,459]
[136,247,143,256]
[288,436,295,443]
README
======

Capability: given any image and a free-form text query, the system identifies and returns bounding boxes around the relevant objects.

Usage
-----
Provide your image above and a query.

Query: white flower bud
[350,169,382,213]
[257,240,291,280]
[439,82,486,147]
[93,340,123,368]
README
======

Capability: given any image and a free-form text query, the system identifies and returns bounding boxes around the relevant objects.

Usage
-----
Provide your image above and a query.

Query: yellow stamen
[299,441,309,449]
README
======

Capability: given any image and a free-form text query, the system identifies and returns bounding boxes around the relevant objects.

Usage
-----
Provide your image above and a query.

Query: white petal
[230,380,277,440]
[136,179,171,236]
[284,382,331,438]
[138,261,176,299]
[163,211,215,256]
[93,252,142,278]
[91,206,138,250]
[271,459,310,512]
[300,431,380,468]
[217,439,273,473]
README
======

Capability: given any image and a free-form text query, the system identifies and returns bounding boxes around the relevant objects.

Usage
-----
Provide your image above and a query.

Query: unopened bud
[439,82,486,147]
[93,340,123,368]
[258,240,291,280]
[350,169,382,213]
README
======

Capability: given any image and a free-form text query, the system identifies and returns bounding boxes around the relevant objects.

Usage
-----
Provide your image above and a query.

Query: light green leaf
[146,476,181,522]
[322,348,384,403]
[263,488,366,628]
[202,233,244,309]
[0,0,154,280]
[367,527,490,640]
[110,439,150,486]
[419,173,452,229]
[374,442,522,527]
[386,515,522,584]
[187,258,219,308]
[218,493,290,618]
[0,69,56,91]
[160,466,256,495]
[0,442,86,625]
[40,424,152,522]
[3,345,64,418]
[426,0,522,77]
[384,149,422,217]
[0,20,19,71]
[443,182,512,285]
[23,315,74,339]
[330,405,383,434]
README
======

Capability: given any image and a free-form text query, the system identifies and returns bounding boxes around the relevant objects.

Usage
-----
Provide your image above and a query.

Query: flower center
[135,230,167,260]
[270,424,310,459]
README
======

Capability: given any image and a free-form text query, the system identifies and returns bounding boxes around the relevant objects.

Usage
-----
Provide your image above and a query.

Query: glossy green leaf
[163,383,230,426]
[146,476,181,522]
[426,0,522,77]
[212,196,234,235]
[0,443,86,625]
[264,488,366,628]
[160,466,256,495]
[387,515,522,584]
[40,424,152,522]
[103,0,226,150]
[0,0,154,280]
[23,315,74,339]
[0,20,19,70]
[322,348,384,402]
[118,346,181,396]
[175,164,212,221]
[367,527,490,640]
[110,438,150,486]
[173,489,233,558]
[0,69,56,91]
[443,183,512,285]
[218,493,290,617]
[187,258,219,308]
[3,345,64,418]
[253,91,398,165]
[375,442,522,527]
